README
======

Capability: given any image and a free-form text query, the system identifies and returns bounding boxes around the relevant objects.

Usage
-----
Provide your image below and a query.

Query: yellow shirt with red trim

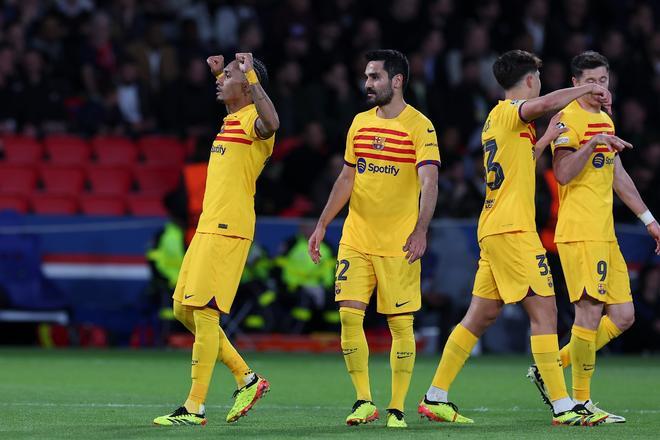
[551,99,616,242]
[341,105,440,256]
[477,99,538,241]
[196,104,274,240]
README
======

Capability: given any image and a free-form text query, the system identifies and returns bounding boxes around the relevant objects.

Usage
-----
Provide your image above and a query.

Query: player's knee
[173,301,186,323]
[610,310,634,332]
[387,314,414,340]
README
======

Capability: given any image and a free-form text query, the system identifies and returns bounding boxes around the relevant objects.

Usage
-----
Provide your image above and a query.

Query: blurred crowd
[1,0,658,219]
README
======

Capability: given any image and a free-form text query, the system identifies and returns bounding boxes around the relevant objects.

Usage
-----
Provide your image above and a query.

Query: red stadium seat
[138,136,186,165]
[0,194,29,213]
[127,194,167,216]
[86,166,133,195]
[44,135,91,164]
[31,194,78,214]
[133,165,181,195]
[91,136,138,165]
[1,135,43,164]
[40,166,85,195]
[79,195,127,216]
[0,166,38,195]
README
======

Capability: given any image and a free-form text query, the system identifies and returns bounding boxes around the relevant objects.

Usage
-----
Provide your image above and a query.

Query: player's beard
[366,87,393,106]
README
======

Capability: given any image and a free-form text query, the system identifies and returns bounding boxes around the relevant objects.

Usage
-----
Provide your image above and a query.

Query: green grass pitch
[1,349,659,439]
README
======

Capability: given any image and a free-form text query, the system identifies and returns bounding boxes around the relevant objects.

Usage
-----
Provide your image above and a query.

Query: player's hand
[308,225,326,264]
[235,53,254,73]
[588,134,632,153]
[542,112,568,142]
[403,228,427,264]
[589,84,612,114]
[206,55,224,77]
[647,221,660,255]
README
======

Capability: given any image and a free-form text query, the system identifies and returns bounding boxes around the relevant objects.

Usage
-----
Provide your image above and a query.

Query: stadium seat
[91,136,138,165]
[1,135,43,164]
[127,194,167,216]
[79,195,127,216]
[0,166,38,195]
[133,165,181,195]
[86,166,133,195]
[30,194,78,214]
[138,136,186,165]
[0,194,29,213]
[40,165,85,195]
[44,135,91,165]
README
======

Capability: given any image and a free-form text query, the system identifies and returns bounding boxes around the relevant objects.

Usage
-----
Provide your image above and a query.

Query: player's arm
[236,52,280,139]
[553,133,632,185]
[403,164,438,264]
[308,165,356,263]
[613,156,660,254]
[519,84,611,122]
[534,112,567,160]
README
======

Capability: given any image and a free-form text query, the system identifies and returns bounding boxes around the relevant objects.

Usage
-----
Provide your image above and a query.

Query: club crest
[372,136,385,150]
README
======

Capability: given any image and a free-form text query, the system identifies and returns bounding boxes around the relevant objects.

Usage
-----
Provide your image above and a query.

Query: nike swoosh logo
[184,294,194,299]
[395,301,410,307]
[427,128,435,133]
[397,354,413,359]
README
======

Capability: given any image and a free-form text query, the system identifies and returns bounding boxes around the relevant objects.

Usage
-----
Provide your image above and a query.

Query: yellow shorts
[334,244,421,315]
[473,232,555,304]
[172,232,251,312]
[557,241,631,304]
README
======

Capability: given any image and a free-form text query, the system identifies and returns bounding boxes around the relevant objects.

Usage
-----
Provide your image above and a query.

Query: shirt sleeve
[244,108,273,140]
[343,119,357,167]
[414,122,441,169]
[502,99,528,129]
[551,121,580,154]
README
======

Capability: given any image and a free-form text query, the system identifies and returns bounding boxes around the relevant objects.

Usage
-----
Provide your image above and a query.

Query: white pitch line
[1,402,659,414]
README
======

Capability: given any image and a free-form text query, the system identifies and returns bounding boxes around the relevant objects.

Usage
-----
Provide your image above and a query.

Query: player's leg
[154,305,220,426]
[385,313,415,428]
[371,255,420,428]
[419,296,500,423]
[420,242,500,424]
[335,245,378,425]
[570,296,603,404]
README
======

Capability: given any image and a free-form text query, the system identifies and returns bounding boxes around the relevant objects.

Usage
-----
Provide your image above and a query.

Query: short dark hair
[492,50,542,90]
[365,49,409,89]
[571,51,609,78]
[252,57,269,87]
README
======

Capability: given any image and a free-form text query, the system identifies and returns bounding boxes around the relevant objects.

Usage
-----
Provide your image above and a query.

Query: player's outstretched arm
[553,133,632,185]
[403,164,438,264]
[308,165,356,263]
[520,84,611,122]
[613,156,660,254]
[534,112,567,160]
[236,52,280,139]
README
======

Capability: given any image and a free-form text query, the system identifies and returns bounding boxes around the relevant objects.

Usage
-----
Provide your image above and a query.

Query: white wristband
[638,210,656,226]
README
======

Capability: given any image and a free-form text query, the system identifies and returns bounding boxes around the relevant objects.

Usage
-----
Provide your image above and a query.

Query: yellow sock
[339,307,371,401]
[531,334,568,401]
[218,326,253,387]
[570,325,597,402]
[387,314,415,411]
[431,324,477,391]
[185,307,220,413]
[559,315,622,368]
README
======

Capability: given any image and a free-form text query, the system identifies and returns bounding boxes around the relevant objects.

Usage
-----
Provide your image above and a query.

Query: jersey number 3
[484,139,505,190]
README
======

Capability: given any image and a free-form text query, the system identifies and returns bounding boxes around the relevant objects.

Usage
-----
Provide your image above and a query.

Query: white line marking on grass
[2,402,659,414]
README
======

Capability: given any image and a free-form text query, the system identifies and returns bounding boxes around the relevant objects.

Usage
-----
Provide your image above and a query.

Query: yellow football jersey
[196,104,274,240]
[551,99,616,243]
[477,99,538,241]
[341,105,440,256]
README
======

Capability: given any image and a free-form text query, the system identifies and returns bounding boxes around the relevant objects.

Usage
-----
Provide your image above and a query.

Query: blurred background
[0,0,658,354]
